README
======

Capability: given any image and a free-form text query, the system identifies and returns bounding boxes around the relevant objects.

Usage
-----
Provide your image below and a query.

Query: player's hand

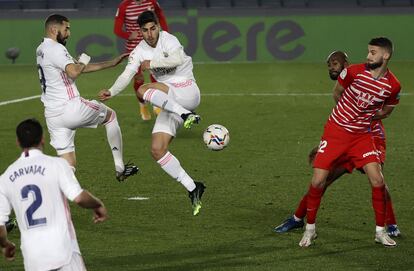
[112,53,129,67]
[141,60,151,71]
[2,240,16,261]
[93,206,108,224]
[98,89,112,102]
[128,31,139,40]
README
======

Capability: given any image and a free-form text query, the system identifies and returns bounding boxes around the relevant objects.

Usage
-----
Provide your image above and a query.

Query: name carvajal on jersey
[9,165,46,182]
[152,67,176,76]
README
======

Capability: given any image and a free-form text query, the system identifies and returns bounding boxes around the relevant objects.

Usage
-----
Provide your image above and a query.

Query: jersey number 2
[37,65,46,93]
[21,184,47,227]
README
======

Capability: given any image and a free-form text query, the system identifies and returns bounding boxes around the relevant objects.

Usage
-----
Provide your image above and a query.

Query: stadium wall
[1,9,413,64]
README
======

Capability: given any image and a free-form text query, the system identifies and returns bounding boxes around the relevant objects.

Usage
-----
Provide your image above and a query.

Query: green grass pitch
[0,62,413,270]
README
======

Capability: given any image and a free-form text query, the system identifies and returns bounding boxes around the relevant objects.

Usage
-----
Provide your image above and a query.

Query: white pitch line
[0,92,412,107]
[126,196,150,201]
[0,95,40,106]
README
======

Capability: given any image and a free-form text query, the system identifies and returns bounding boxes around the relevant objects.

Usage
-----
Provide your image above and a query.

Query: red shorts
[313,121,380,171]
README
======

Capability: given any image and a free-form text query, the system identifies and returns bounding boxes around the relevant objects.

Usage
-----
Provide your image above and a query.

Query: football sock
[143,88,191,116]
[372,185,386,227]
[384,186,397,225]
[306,184,324,224]
[157,151,196,192]
[104,111,124,173]
[294,194,308,220]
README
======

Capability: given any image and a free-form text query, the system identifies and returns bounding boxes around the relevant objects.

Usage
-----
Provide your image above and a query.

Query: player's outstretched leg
[104,110,139,181]
[142,87,192,117]
[157,150,205,215]
[134,71,151,121]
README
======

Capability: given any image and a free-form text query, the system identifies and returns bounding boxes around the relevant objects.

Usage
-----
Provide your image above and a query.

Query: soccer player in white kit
[36,14,138,181]
[0,118,108,271]
[99,11,206,215]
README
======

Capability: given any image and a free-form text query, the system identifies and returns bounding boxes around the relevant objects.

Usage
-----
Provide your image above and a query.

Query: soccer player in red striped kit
[114,0,168,120]
[298,37,401,247]
[274,51,400,237]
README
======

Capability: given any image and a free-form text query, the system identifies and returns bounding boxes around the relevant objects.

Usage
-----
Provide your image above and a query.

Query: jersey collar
[20,149,43,158]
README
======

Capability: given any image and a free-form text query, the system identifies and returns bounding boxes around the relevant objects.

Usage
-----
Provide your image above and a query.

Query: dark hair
[16,119,43,148]
[45,14,69,28]
[137,10,159,27]
[369,37,393,56]
[326,50,349,63]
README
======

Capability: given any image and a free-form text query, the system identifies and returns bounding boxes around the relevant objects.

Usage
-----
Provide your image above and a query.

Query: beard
[366,60,383,70]
[329,71,340,80]
[57,31,67,46]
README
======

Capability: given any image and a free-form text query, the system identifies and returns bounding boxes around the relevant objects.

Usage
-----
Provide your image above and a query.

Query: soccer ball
[203,124,230,151]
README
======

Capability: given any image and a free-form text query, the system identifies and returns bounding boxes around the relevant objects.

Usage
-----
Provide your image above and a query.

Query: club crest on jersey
[357,92,375,108]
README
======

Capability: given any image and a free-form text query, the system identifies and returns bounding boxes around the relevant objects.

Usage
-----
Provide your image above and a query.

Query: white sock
[104,112,124,172]
[376,226,385,233]
[157,151,196,191]
[143,89,191,116]
[293,215,302,222]
[306,223,316,231]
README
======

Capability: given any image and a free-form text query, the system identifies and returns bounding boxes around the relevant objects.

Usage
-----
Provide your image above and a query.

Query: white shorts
[53,252,86,271]
[46,97,108,155]
[152,80,201,137]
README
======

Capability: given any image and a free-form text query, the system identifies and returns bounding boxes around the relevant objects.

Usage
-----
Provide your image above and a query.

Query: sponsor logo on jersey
[357,92,375,108]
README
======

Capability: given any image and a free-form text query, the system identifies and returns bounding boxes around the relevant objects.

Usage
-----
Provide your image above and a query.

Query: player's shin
[104,112,124,172]
[157,151,196,191]
[385,186,397,225]
[372,185,386,228]
[306,184,324,224]
[143,88,191,116]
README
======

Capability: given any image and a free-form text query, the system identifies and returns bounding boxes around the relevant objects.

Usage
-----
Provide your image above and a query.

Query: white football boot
[299,229,317,247]
[375,229,397,247]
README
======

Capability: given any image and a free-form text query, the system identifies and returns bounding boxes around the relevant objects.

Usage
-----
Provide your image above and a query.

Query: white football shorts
[54,252,86,271]
[46,97,108,155]
[152,80,201,137]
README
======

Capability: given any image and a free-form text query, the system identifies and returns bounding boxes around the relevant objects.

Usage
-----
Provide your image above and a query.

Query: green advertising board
[1,11,413,64]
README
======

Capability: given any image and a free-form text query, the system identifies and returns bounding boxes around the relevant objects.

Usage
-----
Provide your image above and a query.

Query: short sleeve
[0,184,11,226]
[125,47,142,72]
[337,66,356,90]
[56,159,83,201]
[49,45,75,71]
[384,84,401,107]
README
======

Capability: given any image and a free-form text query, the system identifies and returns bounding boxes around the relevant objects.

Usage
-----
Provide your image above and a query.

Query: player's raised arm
[98,50,141,101]
[82,53,129,73]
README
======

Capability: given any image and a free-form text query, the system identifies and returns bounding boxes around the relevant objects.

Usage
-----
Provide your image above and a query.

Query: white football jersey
[0,149,83,271]
[36,38,80,117]
[126,31,195,83]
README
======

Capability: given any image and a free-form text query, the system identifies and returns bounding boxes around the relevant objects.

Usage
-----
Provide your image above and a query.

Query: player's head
[326,51,349,80]
[366,37,393,70]
[45,14,70,46]
[137,11,160,48]
[16,118,44,149]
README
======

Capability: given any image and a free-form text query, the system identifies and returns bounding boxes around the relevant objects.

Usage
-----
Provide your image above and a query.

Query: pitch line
[0,95,40,106]
[0,92,412,107]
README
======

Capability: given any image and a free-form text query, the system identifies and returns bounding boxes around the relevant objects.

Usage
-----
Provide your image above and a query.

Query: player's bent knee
[103,109,115,124]
[151,145,167,161]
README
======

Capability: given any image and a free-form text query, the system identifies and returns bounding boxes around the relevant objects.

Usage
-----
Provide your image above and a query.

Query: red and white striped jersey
[36,38,80,118]
[114,0,168,53]
[329,63,401,133]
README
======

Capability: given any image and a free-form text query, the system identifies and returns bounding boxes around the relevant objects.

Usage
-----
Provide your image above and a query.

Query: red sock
[306,185,324,224]
[294,194,307,219]
[372,185,386,227]
[385,187,397,225]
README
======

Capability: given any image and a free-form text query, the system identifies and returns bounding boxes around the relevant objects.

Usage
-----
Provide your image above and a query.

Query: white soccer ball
[203,124,230,151]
